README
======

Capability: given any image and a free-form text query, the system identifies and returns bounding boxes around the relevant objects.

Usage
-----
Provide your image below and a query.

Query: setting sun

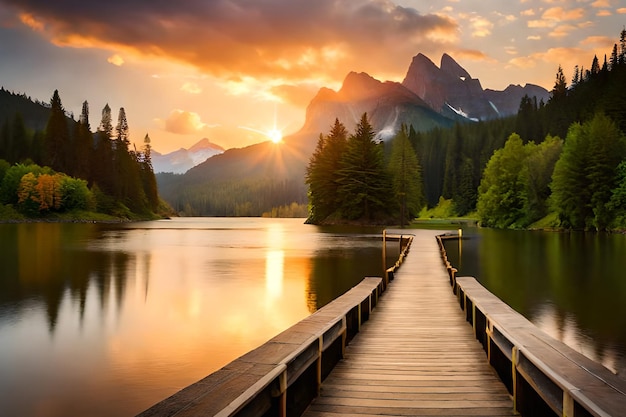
[268,129,283,143]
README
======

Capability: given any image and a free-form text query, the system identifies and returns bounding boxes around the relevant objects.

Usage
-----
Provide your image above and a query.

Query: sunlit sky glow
[0,0,624,153]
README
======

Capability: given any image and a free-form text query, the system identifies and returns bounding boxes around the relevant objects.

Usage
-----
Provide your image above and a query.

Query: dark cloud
[0,0,458,83]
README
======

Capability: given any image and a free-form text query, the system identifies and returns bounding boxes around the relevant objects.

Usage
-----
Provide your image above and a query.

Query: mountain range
[152,138,224,174]
[178,53,549,183]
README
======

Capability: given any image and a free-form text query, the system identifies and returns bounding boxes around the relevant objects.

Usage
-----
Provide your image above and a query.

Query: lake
[2,219,625,416]
[443,227,626,377]
[0,218,399,417]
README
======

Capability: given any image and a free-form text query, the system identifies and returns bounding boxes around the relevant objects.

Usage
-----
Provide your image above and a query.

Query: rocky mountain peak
[189,138,224,153]
[338,71,383,101]
[440,53,471,81]
[401,53,548,121]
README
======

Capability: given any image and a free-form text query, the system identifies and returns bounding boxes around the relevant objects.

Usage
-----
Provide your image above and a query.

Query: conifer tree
[140,133,159,211]
[572,65,580,86]
[337,113,391,222]
[92,104,114,195]
[551,113,626,230]
[44,90,70,173]
[591,55,600,75]
[610,45,619,70]
[550,66,568,101]
[305,119,348,223]
[75,100,92,181]
[388,124,424,225]
[619,28,626,64]
[113,107,144,209]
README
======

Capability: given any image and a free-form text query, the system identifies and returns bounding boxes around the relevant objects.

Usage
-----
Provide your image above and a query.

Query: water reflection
[0,218,390,417]
[445,228,626,376]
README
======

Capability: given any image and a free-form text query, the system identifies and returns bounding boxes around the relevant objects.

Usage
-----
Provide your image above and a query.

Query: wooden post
[458,228,462,269]
[512,346,519,415]
[382,230,387,274]
[278,370,287,417]
[316,337,323,396]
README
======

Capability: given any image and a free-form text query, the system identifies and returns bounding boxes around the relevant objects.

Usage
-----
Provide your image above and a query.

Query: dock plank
[302,230,515,417]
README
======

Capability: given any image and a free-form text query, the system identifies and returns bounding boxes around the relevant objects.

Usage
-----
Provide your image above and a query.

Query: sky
[0,0,624,153]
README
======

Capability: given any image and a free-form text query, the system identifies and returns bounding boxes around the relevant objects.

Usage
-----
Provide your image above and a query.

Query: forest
[2,30,625,227]
[307,29,626,230]
[306,115,422,225]
[0,89,161,220]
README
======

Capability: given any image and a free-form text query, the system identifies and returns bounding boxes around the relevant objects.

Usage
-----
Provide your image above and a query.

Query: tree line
[306,29,626,230]
[157,173,306,217]
[0,90,160,218]
[476,29,626,230]
[305,114,423,225]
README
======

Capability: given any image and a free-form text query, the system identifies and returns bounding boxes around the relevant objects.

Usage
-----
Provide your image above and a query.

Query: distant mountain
[402,53,550,121]
[301,71,454,141]
[181,71,457,185]
[160,52,549,215]
[179,53,549,183]
[152,138,224,174]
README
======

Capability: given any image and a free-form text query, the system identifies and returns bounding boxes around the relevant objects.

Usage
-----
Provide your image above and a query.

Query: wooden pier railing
[437,233,626,417]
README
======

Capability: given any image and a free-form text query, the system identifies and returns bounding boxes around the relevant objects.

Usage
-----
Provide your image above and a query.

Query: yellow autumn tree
[35,174,63,211]
[17,172,38,206]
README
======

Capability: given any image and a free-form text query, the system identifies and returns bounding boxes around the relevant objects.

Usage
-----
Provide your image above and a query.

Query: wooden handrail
[437,233,626,417]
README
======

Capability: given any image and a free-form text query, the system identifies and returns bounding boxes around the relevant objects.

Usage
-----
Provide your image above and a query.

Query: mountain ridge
[181,52,548,182]
[152,138,224,174]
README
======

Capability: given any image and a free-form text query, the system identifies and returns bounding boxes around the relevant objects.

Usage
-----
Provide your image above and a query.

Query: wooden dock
[303,230,515,416]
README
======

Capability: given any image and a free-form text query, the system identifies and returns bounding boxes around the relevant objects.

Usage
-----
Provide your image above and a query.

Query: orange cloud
[4,0,459,89]
[549,24,577,38]
[581,35,615,48]
[591,0,611,8]
[107,54,124,66]
[469,16,494,37]
[618,8,626,14]
[509,56,538,69]
[157,109,214,135]
[542,7,586,22]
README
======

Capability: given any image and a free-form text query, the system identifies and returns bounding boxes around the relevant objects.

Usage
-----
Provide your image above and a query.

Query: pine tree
[547,66,570,137]
[140,133,159,211]
[92,104,114,195]
[337,113,391,222]
[610,45,619,71]
[619,28,626,64]
[550,65,568,101]
[98,104,113,137]
[75,100,92,181]
[305,119,348,223]
[113,107,144,209]
[551,113,626,230]
[388,124,424,225]
[44,90,70,173]
[572,65,580,86]
[591,55,600,75]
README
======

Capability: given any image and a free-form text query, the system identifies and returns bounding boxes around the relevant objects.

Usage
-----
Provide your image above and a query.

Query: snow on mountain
[152,138,224,174]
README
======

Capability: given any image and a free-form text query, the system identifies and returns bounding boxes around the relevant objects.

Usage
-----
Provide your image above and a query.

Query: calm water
[444,227,626,376]
[0,218,399,417]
